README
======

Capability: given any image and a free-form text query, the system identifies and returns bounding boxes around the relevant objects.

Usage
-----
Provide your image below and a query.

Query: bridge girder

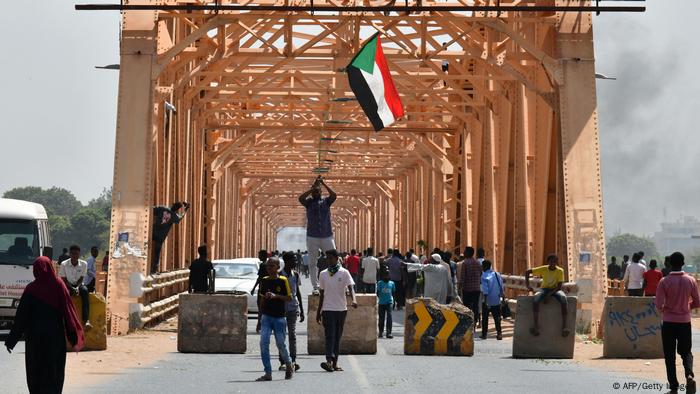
[106,0,607,334]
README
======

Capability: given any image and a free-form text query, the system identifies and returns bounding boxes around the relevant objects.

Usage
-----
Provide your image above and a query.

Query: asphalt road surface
[0,273,681,394]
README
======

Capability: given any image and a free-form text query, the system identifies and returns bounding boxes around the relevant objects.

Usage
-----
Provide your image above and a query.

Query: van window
[0,219,39,265]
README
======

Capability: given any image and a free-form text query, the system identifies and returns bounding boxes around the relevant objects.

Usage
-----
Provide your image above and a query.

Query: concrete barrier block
[68,293,107,351]
[404,298,474,356]
[603,297,663,359]
[512,296,577,359]
[177,293,247,353]
[307,294,377,355]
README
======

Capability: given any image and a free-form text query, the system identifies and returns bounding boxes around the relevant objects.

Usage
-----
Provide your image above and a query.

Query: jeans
[533,288,567,305]
[71,285,90,322]
[378,304,393,335]
[462,291,481,319]
[150,239,164,274]
[481,303,501,337]
[662,321,694,390]
[279,311,298,364]
[306,236,336,289]
[627,288,644,297]
[260,314,291,374]
[322,310,347,362]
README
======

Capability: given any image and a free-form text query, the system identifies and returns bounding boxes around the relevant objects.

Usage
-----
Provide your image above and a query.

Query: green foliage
[3,186,82,217]
[606,233,659,260]
[3,186,112,254]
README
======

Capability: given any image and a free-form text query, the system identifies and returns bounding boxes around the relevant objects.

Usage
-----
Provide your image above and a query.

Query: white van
[0,198,52,333]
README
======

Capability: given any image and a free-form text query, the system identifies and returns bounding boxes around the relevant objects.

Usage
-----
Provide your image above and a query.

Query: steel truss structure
[98,0,632,334]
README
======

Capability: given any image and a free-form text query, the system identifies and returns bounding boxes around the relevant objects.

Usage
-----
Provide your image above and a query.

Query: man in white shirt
[361,247,380,294]
[316,249,357,373]
[623,252,646,297]
[59,245,92,327]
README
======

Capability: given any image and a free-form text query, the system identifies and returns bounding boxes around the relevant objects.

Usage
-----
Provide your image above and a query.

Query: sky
[0,1,697,237]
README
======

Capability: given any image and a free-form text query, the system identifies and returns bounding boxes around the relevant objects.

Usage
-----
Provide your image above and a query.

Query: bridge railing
[122,269,189,329]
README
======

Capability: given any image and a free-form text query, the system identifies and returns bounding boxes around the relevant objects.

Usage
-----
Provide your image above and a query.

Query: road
[0,273,680,393]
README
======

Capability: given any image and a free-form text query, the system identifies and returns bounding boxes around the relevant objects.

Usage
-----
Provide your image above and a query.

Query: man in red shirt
[344,249,360,291]
[655,252,700,394]
[643,259,663,296]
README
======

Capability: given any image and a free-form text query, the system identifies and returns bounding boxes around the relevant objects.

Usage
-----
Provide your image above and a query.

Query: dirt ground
[65,318,179,388]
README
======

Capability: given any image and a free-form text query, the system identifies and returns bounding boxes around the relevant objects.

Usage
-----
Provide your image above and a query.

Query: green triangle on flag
[350,34,378,74]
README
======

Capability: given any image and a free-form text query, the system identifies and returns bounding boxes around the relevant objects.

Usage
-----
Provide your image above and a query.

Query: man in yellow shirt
[525,254,569,337]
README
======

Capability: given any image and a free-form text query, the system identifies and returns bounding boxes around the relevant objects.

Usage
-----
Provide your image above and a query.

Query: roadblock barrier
[68,293,107,351]
[177,293,247,353]
[307,294,377,354]
[512,296,577,358]
[404,298,474,356]
[603,296,662,358]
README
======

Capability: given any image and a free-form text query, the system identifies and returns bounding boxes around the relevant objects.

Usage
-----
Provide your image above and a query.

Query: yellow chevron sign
[412,301,433,350]
[435,308,458,354]
[405,298,474,356]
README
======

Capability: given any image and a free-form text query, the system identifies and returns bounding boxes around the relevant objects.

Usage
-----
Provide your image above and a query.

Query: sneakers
[278,364,286,371]
[294,363,300,372]
[255,374,272,382]
[85,320,93,329]
[285,363,294,380]
[386,334,394,339]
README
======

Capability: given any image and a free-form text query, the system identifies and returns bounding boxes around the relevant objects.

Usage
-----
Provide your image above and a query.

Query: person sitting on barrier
[256,257,294,382]
[623,252,646,296]
[377,271,395,339]
[643,259,663,297]
[317,249,357,373]
[278,251,304,372]
[188,245,213,293]
[404,253,454,304]
[480,260,504,340]
[655,252,700,394]
[525,254,568,337]
[59,245,92,328]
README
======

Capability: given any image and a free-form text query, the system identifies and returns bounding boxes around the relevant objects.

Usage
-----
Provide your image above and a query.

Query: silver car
[212,258,261,314]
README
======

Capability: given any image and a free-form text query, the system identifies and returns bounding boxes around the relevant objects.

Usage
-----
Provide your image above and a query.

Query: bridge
[75,0,645,335]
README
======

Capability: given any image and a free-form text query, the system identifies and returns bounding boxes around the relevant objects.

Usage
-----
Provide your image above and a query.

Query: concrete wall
[512,296,577,359]
[404,298,474,356]
[177,293,247,353]
[603,297,663,359]
[68,293,107,351]
[307,294,377,355]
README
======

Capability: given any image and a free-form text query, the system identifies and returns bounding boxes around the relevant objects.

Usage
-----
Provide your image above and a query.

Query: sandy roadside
[64,319,179,389]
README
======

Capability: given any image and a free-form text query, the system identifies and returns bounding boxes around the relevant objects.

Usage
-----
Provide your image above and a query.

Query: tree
[70,207,111,252]
[3,186,82,217]
[607,233,660,261]
[87,187,112,219]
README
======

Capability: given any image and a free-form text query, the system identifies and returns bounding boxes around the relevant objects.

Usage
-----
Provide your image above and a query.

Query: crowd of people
[607,251,671,297]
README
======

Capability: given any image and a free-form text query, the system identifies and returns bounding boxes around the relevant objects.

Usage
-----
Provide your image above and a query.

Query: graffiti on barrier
[607,300,661,342]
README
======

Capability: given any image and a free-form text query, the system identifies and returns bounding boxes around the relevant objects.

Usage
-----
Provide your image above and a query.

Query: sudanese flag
[347,34,404,131]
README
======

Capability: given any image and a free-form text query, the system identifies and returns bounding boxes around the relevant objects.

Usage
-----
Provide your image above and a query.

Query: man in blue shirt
[298,176,337,292]
[480,260,504,340]
[377,272,396,338]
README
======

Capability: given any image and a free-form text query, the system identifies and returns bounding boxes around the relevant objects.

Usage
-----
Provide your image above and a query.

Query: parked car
[212,258,261,313]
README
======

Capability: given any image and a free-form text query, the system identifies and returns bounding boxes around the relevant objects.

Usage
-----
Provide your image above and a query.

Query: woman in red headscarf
[4,256,84,393]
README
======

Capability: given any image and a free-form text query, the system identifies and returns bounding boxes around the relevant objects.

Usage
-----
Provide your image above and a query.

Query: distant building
[653,216,700,257]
